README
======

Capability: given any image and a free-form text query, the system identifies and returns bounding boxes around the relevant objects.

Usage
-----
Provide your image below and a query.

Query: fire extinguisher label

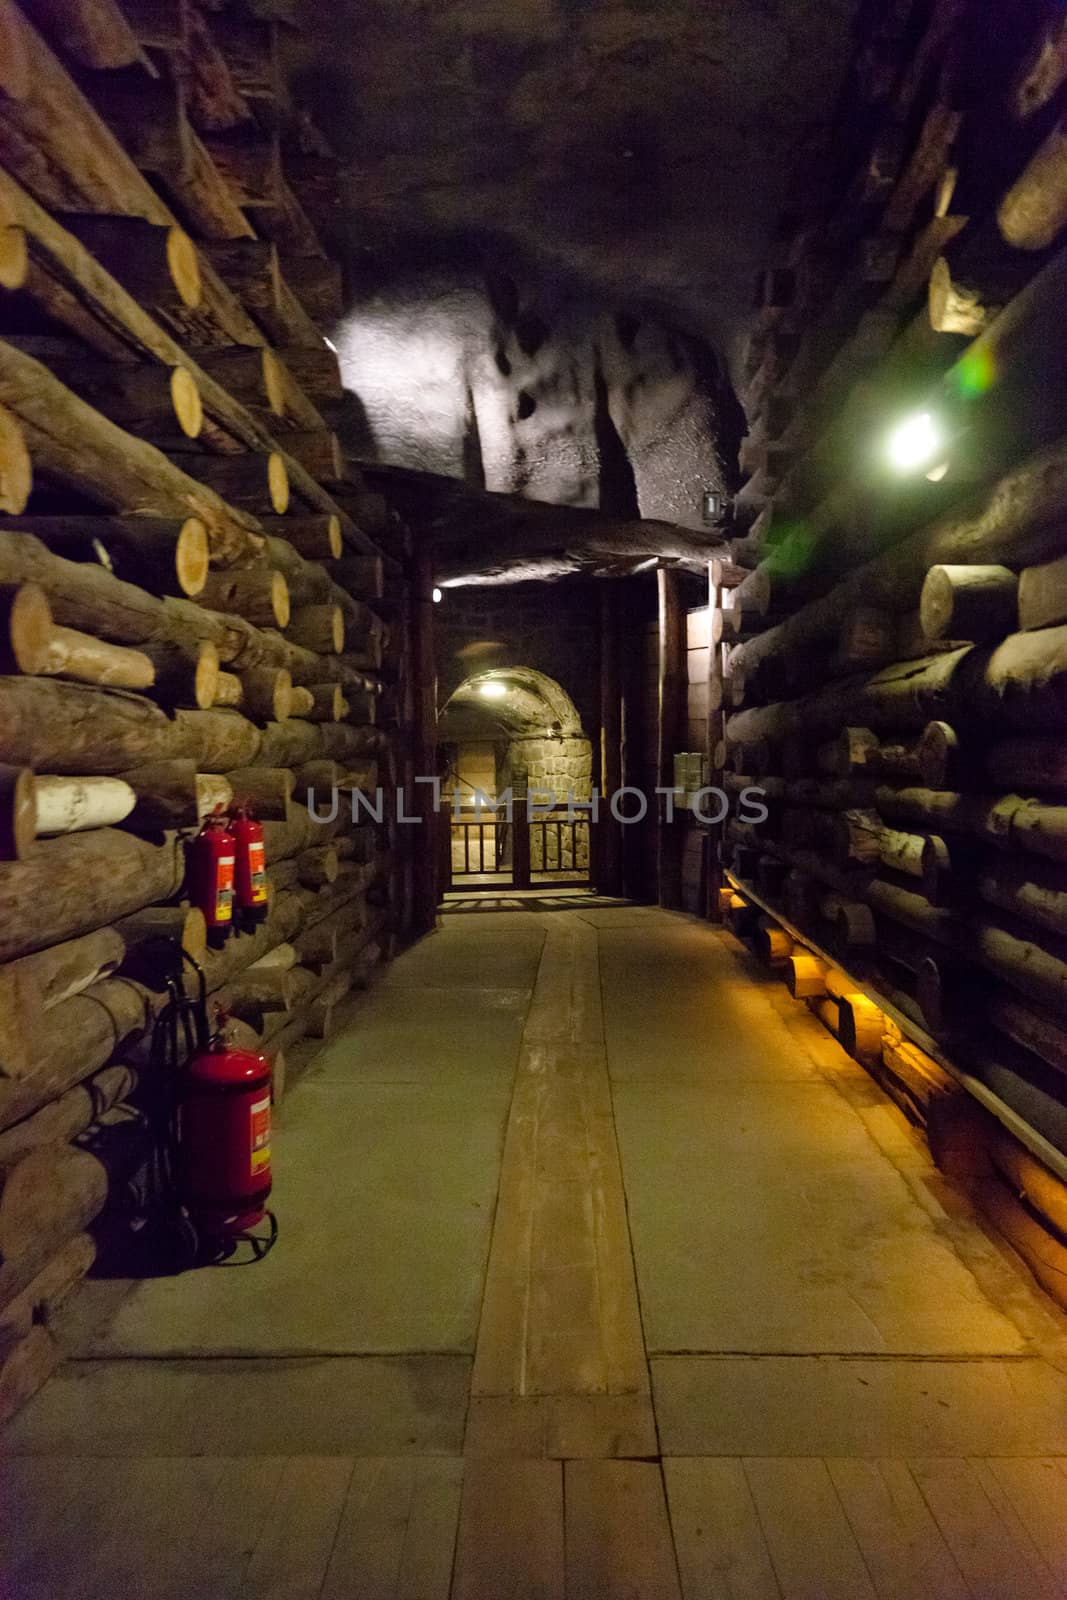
[250,1095,271,1176]
[216,854,235,922]
[248,839,268,904]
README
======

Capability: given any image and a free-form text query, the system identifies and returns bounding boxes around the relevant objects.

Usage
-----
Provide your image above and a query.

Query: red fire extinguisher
[178,1021,274,1240]
[231,803,268,930]
[186,810,235,946]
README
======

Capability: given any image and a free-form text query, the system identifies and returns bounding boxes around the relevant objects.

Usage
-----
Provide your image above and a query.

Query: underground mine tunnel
[3,0,1067,1594]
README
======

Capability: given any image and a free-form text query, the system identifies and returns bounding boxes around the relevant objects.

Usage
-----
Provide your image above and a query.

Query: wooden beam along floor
[4,901,1067,1597]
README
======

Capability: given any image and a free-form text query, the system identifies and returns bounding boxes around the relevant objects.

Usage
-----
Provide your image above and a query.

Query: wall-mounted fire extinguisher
[178,1018,274,1242]
[231,804,268,931]
[186,810,235,946]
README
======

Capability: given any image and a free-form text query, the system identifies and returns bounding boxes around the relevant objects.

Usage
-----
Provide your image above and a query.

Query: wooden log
[166,127,256,241]
[180,4,254,133]
[728,625,1067,748]
[1018,549,1067,632]
[173,707,261,771]
[0,1232,95,1365]
[989,1129,1067,1240]
[114,903,207,970]
[867,877,1067,1017]
[296,683,344,722]
[175,449,288,516]
[0,764,33,860]
[877,785,1067,866]
[236,663,291,723]
[984,736,1067,792]
[213,669,242,708]
[32,210,200,328]
[0,580,50,674]
[732,433,1067,693]
[33,775,136,836]
[1,514,210,598]
[215,967,292,1025]
[0,972,152,1132]
[786,952,828,998]
[0,342,262,564]
[0,0,167,215]
[225,766,293,819]
[0,828,184,961]
[190,345,283,415]
[30,352,204,442]
[753,917,793,968]
[286,603,343,653]
[987,992,1067,1079]
[0,676,166,772]
[809,996,840,1035]
[196,565,289,627]
[0,171,344,510]
[296,844,338,888]
[0,1067,134,1172]
[998,115,1067,251]
[198,237,323,351]
[36,619,157,693]
[0,925,126,1075]
[919,563,1019,641]
[0,675,256,773]
[0,1145,108,1305]
[836,992,885,1066]
[833,808,925,878]
[975,1174,1067,1310]
[0,406,31,515]
[261,513,342,562]
[928,252,1001,336]
[975,855,1067,941]
[282,429,345,483]
[117,760,231,830]
[331,554,384,601]
[306,969,352,1038]
[20,0,145,69]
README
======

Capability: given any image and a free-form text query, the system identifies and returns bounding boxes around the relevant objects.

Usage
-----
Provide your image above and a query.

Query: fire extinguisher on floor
[143,949,278,1267]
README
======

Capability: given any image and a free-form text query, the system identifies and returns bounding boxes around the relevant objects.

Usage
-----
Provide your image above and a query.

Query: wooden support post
[410,547,437,935]
[706,560,726,921]
[597,581,623,897]
[657,564,685,909]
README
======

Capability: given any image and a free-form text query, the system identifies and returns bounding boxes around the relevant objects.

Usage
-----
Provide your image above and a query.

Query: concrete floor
[4,900,1067,1597]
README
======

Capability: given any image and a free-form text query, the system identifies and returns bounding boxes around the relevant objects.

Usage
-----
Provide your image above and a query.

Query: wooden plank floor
[4,904,1067,1597]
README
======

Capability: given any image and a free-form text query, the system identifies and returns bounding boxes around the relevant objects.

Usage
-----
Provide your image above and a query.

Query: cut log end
[262,349,287,417]
[267,452,290,515]
[270,568,291,629]
[0,225,28,291]
[2,581,52,674]
[0,405,32,515]
[175,517,210,598]
[170,368,203,440]
[164,226,202,310]
[928,256,995,336]
[0,764,36,861]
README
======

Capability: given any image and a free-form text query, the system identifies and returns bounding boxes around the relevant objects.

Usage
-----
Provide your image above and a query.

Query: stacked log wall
[0,0,420,1423]
[716,0,1067,1303]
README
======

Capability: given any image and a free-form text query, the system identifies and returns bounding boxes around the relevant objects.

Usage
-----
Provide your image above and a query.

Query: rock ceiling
[288,0,861,526]
[292,0,859,356]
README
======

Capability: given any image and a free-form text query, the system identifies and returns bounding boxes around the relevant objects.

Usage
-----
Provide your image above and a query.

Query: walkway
[4,899,1067,1597]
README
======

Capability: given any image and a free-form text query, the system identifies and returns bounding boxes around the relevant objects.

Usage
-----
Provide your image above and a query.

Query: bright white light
[432,586,442,603]
[323,336,338,354]
[479,680,507,699]
[887,411,943,474]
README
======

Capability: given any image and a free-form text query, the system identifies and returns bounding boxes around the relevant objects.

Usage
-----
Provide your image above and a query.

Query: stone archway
[438,667,593,887]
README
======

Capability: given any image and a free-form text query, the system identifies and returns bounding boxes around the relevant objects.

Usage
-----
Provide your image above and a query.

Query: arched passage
[438,667,593,889]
